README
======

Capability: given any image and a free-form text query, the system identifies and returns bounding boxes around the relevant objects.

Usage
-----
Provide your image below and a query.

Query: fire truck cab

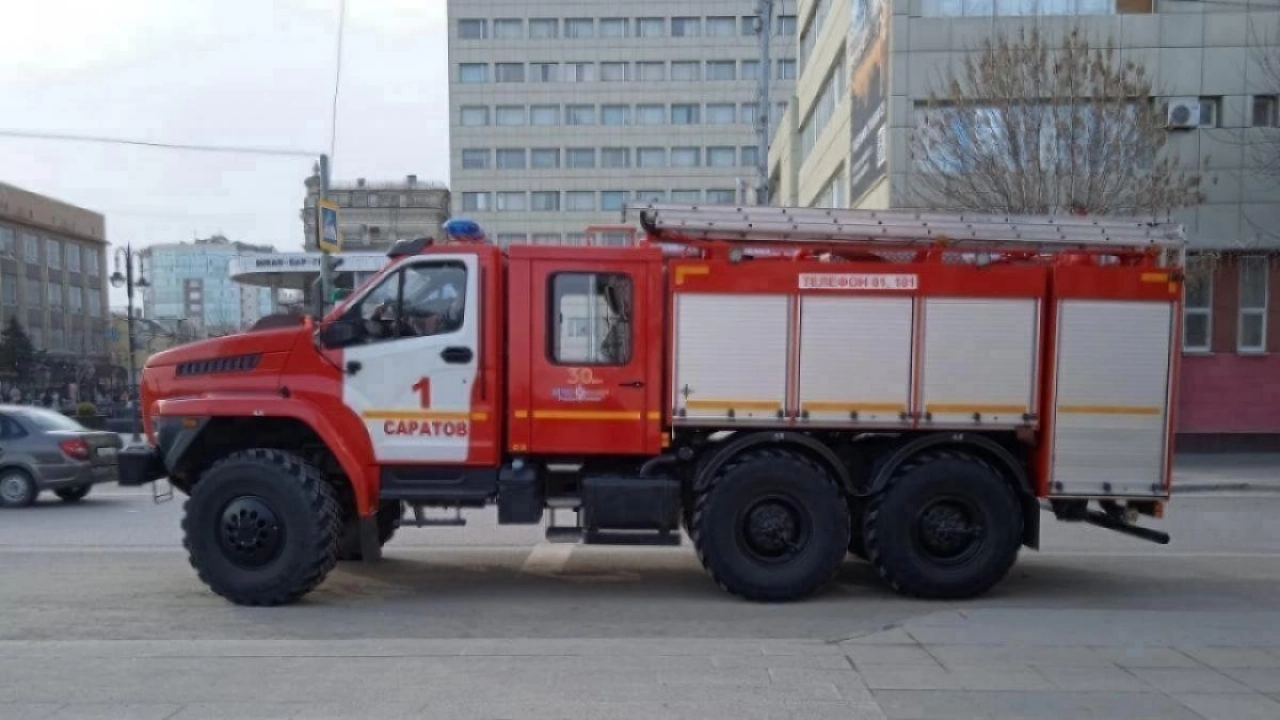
[122,204,1186,606]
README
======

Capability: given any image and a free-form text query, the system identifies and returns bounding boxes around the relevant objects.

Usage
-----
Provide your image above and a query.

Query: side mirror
[318,319,366,349]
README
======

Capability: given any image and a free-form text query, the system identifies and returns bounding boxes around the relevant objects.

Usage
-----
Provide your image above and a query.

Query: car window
[0,414,25,440]
[18,409,84,432]
[348,261,467,342]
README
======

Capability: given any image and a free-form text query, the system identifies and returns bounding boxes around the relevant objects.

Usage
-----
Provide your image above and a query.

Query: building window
[741,146,760,166]
[671,104,700,125]
[0,226,13,255]
[778,59,797,80]
[493,18,523,39]
[671,61,701,82]
[741,103,757,126]
[671,189,701,203]
[637,147,667,168]
[531,191,561,212]
[1196,96,1221,127]
[457,19,486,39]
[707,189,737,205]
[637,17,664,37]
[741,16,756,35]
[496,192,527,212]
[496,106,526,126]
[600,18,629,38]
[707,16,737,36]
[566,105,597,125]
[637,104,665,125]
[46,238,61,269]
[529,18,558,38]
[923,0,1117,16]
[812,170,847,208]
[707,104,737,125]
[1254,96,1279,127]
[459,63,488,83]
[532,234,563,246]
[461,149,490,169]
[706,61,736,81]
[602,105,632,126]
[602,148,632,168]
[601,62,630,82]
[26,279,41,307]
[671,147,701,168]
[637,61,665,81]
[1,273,16,305]
[635,190,665,202]
[531,63,560,82]
[496,149,527,170]
[566,191,596,211]
[530,105,560,126]
[70,287,83,312]
[531,148,561,169]
[707,146,737,167]
[567,148,597,169]
[48,283,62,308]
[461,192,491,212]
[495,63,525,83]
[550,273,633,365]
[66,243,81,272]
[368,193,380,208]
[565,18,594,38]
[777,15,798,36]
[601,191,629,211]
[741,60,760,80]
[1239,256,1269,353]
[1183,256,1212,353]
[497,233,528,247]
[460,106,489,127]
[671,17,701,37]
[565,62,595,82]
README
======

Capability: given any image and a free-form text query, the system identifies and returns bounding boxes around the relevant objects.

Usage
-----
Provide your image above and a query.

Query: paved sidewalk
[4,607,1280,719]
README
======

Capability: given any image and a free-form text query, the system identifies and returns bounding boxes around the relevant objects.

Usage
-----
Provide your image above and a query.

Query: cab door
[337,253,485,464]
[527,259,654,455]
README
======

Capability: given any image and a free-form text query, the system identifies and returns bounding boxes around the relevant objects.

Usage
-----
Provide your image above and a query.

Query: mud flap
[359,514,383,562]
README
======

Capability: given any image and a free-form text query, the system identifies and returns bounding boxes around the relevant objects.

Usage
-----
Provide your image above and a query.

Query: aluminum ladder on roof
[624,203,1187,254]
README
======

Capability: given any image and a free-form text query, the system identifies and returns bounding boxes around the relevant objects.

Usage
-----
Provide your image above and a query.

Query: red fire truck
[120,204,1186,606]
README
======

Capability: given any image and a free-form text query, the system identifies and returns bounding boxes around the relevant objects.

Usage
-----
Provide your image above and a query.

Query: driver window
[352,261,468,342]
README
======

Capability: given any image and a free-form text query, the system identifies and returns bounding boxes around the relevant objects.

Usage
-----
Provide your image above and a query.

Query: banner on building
[848,0,889,205]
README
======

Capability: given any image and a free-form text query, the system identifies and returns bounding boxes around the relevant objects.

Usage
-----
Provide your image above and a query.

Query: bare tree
[911,26,1202,219]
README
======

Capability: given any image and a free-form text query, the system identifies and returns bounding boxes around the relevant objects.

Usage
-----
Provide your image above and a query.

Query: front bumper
[117,446,166,487]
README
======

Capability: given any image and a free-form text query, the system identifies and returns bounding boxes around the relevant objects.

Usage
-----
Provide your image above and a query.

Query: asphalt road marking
[520,543,573,575]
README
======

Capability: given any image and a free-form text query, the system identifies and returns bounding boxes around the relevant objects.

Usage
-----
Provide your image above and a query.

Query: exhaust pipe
[1084,509,1170,545]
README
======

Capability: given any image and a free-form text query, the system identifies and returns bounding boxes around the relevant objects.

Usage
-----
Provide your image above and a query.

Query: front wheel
[0,470,37,508]
[55,485,92,503]
[692,449,851,602]
[181,449,341,606]
[863,451,1022,599]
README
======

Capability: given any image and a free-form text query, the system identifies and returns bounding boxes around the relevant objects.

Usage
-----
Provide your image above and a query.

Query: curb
[1172,482,1280,494]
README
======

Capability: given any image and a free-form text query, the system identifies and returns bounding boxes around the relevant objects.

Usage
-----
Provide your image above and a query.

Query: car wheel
[0,470,37,508]
[55,485,92,503]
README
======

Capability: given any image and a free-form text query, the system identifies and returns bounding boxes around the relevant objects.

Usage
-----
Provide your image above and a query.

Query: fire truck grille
[176,354,263,377]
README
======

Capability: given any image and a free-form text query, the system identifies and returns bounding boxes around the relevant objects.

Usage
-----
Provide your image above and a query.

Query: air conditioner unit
[1167,98,1201,129]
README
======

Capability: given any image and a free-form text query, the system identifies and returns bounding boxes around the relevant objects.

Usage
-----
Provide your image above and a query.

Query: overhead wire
[0,129,320,158]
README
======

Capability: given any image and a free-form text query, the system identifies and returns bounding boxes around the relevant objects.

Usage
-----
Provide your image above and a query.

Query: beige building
[447,0,798,247]
[0,182,110,360]
[768,0,1280,442]
[301,173,451,252]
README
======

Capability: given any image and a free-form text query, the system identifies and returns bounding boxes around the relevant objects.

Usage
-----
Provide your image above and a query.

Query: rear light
[59,438,92,462]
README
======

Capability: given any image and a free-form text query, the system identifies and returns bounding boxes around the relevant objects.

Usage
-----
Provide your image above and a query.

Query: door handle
[619,380,645,388]
[441,346,474,364]
[345,361,362,376]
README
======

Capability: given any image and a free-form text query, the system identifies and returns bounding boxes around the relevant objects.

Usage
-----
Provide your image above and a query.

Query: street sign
[316,200,342,254]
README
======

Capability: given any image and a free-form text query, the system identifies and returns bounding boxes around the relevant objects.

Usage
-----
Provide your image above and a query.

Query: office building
[301,172,451,252]
[0,182,110,361]
[141,236,279,337]
[769,0,1280,445]
[447,0,798,246]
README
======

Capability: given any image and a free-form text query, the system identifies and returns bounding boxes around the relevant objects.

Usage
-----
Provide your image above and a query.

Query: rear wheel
[692,449,850,602]
[0,470,37,508]
[55,485,92,503]
[337,501,402,561]
[863,451,1022,599]
[181,449,341,606]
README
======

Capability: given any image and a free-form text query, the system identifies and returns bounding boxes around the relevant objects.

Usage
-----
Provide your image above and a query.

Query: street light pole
[110,246,148,431]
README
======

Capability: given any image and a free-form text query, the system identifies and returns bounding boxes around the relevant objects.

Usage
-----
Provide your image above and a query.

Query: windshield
[18,409,85,433]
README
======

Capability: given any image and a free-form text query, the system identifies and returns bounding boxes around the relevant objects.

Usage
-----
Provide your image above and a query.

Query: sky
[0,0,451,281]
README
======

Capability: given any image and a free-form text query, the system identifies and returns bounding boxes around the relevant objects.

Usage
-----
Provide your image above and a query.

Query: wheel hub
[742,499,805,560]
[0,476,27,504]
[218,496,284,569]
[916,500,983,561]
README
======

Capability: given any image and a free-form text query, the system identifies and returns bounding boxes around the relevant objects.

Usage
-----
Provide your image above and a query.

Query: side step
[400,505,467,528]
[543,527,682,546]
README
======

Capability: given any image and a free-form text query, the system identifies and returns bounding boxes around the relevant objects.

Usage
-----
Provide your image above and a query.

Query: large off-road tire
[337,501,402,561]
[181,449,341,606]
[692,448,851,602]
[55,485,92,503]
[863,451,1022,600]
[0,469,37,508]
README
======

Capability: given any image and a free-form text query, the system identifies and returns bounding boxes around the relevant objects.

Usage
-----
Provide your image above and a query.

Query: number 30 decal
[567,368,602,385]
